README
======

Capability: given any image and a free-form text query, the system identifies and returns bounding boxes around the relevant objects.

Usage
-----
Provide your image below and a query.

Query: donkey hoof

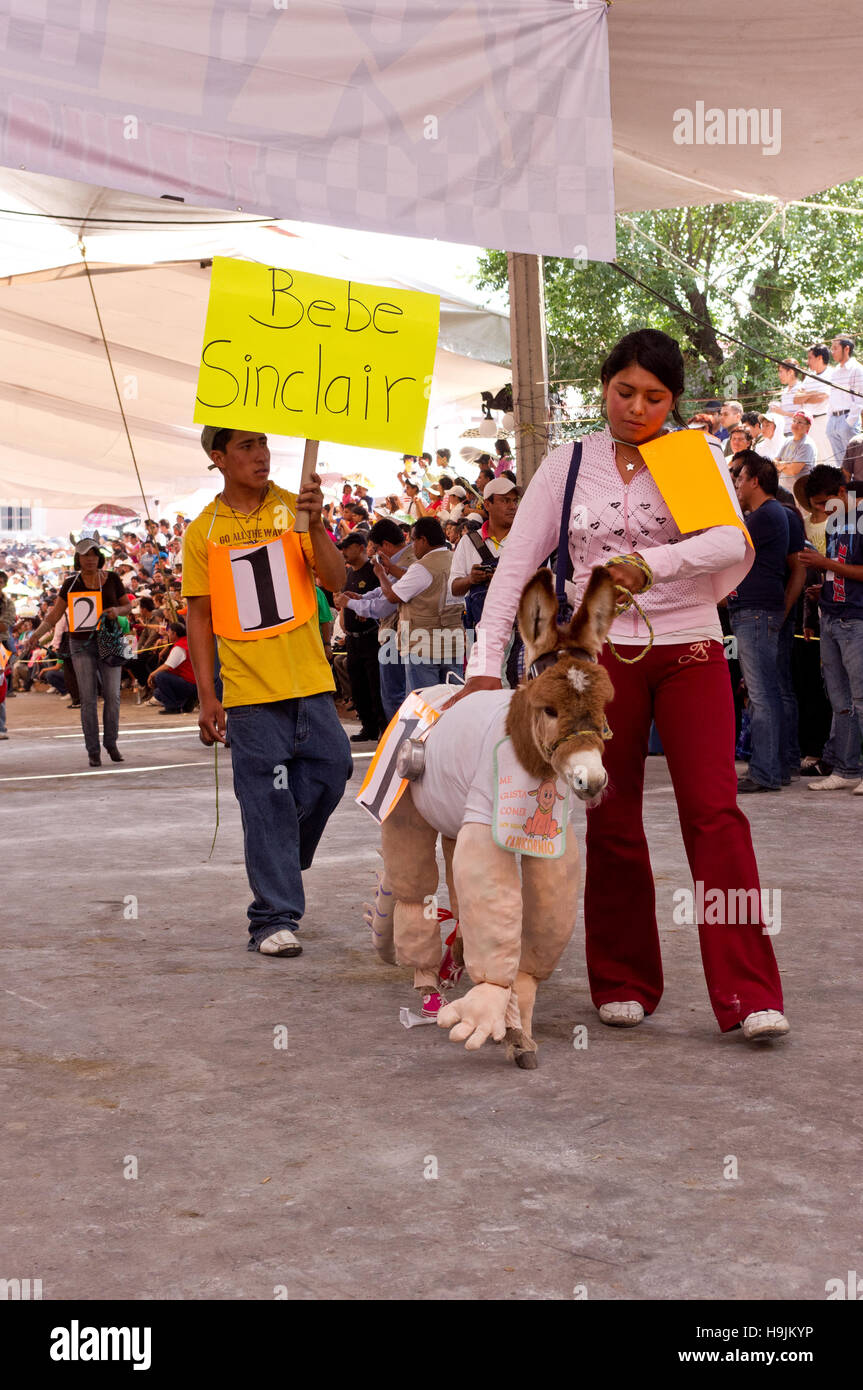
[515,1050,538,1070]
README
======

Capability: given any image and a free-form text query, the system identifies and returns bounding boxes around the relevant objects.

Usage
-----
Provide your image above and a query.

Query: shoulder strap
[466,529,497,566]
[555,441,583,606]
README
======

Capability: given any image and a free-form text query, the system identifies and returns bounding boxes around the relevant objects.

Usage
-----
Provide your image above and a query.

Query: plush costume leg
[364,853,396,965]
[439,835,464,984]
[519,835,581,980]
[380,786,441,991]
[438,822,522,1055]
[506,835,580,1067]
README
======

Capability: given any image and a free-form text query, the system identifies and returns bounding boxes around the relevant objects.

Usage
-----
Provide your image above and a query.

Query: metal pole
[507,251,549,487]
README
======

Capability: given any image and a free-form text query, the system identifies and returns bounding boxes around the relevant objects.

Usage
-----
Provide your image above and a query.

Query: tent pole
[506,252,549,487]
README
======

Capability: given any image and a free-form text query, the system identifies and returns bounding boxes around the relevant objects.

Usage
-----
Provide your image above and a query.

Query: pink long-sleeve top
[466,428,754,680]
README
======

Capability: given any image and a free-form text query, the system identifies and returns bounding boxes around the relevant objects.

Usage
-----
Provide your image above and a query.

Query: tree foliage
[475,182,863,416]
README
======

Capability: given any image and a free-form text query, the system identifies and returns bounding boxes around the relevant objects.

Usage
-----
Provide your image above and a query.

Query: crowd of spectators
[2,357,860,786]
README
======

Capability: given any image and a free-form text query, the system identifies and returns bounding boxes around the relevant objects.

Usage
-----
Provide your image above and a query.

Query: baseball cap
[446,486,467,499]
[74,537,102,556]
[793,410,813,425]
[200,424,229,469]
[483,477,519,500]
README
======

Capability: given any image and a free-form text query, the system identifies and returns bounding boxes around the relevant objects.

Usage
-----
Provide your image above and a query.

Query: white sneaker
[258,928,302,957]
[742,1009,790,1041]
[599,1000,644,1027]
[808,773,859,790]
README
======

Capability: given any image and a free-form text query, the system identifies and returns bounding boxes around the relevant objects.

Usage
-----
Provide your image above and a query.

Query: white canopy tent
[0,172,512,518]
[2,0,863,516]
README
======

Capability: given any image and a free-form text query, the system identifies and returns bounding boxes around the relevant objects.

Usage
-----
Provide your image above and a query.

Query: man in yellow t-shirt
[183,426,352,958]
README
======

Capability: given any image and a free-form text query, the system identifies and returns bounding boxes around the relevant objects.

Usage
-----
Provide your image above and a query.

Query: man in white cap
[444,485,468,521]
[450,478,520,664]
[776,411,817,482]
[753,412,785,462]
[182,426,352,959]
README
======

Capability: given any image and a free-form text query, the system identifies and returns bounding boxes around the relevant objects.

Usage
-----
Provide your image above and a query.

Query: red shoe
[421,991,444,1018]
[438,916,463,990]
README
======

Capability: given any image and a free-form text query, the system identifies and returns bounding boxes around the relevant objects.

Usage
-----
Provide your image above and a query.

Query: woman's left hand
[606,561,646,594]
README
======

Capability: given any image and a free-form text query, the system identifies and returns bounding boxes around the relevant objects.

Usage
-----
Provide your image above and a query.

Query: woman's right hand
[441,675,502,710]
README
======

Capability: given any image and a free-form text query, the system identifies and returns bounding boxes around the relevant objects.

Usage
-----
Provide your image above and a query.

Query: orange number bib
[207,531,316,641]
[67,589,103,632]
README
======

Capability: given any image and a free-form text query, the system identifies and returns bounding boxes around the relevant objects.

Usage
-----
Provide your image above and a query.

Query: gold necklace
[222,486,269,539]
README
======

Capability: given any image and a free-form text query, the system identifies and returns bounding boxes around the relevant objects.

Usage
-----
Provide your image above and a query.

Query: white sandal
[742,1009,790,1041]
[598,1000,645,1027]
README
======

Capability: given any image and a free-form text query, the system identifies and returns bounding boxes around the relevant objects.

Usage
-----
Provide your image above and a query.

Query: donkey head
[507,567,616,804]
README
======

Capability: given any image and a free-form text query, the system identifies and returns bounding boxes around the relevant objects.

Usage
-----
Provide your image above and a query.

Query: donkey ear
[567,566,617,658]
[517,568,559,669]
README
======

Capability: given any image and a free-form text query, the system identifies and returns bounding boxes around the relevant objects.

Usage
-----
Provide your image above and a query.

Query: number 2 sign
[67,590,102,632]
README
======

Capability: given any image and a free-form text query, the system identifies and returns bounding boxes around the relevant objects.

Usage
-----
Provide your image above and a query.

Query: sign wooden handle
[293,438,320,534]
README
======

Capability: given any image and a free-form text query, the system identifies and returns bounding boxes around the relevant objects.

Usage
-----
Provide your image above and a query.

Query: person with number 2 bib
[183,427,353,958]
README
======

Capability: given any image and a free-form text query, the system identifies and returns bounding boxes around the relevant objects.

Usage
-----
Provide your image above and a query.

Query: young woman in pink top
[456,329,789,1043]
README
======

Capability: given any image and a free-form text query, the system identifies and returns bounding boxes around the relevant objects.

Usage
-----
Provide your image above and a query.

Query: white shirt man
[450,478,520,596]
[794,345,833,464]
[770,361,803,434]
[826,335,863,465]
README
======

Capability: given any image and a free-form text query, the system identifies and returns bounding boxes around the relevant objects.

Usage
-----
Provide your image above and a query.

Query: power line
[608,260,863,403]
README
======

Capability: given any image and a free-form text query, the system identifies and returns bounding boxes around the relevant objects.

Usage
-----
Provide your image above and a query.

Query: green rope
[206,742,220,861]
[603,553,655,665]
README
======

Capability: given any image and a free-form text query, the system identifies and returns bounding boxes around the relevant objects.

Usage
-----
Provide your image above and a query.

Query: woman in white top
[451,329,789,1043]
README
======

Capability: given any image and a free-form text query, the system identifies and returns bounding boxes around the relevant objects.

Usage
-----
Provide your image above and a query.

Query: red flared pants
[584,639,784,1031]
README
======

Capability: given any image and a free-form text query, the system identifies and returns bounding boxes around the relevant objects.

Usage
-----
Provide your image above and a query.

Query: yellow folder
[639,430,752,547]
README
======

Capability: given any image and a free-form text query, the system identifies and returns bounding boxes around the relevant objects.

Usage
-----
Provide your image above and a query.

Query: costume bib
[207,531,316,640]
[356,690,443,825]
[67,588,102,632]
[492,737,568,859]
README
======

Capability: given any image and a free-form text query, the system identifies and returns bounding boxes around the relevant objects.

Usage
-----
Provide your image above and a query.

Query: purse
[95,614,129,666]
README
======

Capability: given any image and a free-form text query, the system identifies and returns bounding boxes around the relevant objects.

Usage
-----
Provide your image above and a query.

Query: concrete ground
[2,688,861,1302]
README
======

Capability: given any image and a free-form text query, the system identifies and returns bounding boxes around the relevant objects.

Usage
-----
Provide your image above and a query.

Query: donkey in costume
[367,565,617,1067]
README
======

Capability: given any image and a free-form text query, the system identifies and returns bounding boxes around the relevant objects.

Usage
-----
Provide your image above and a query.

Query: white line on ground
[4,988,48,1010]
[53,728,198,739]
[0,762,209,783]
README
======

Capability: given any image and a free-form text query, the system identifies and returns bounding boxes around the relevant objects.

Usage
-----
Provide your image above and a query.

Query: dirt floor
[2,688,861,1300]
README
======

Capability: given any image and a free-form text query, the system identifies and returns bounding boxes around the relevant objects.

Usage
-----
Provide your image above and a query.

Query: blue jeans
[729,608,784,788]
[777,613,800,778]
[70,642,122,757]
[819,612,863,778]
[405,659,463,693]
[826,412,855,468]
[377,646,406,722]
[153,669,196,711]
[226,694,353,947]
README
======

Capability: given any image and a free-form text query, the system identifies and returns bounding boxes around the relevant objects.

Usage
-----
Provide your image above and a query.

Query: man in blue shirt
[727,452,789,792]
[776,489,807,782]
[796,465,863,793]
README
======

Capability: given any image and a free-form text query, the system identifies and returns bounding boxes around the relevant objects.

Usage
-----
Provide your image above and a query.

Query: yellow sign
[194,259,440,452]
[639,430,752,546]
